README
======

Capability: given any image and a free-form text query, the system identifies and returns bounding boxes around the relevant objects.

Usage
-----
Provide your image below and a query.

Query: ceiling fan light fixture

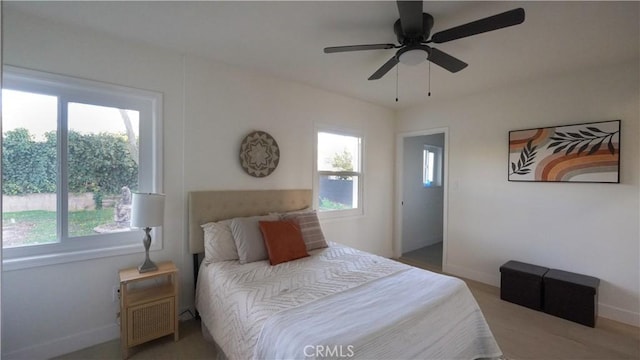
[398,49,427,66]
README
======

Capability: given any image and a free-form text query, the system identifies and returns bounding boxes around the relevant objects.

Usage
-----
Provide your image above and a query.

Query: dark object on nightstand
[543,269,600,327]
[500,260,549,311]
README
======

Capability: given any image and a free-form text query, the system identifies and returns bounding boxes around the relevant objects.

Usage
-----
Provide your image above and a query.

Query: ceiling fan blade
[427,47,468,73]
[431,8,525,44]
[324,44,396,54]
[396,1,423,36]
[368,56,399,80]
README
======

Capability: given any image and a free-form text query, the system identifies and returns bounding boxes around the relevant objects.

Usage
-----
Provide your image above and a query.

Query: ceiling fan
[324,1,525,80]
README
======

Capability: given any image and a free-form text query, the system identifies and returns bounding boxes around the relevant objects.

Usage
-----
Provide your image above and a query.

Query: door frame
[394,127,449,270]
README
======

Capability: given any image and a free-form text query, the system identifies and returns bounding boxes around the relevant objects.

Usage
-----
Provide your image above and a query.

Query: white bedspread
[196,243,501,360]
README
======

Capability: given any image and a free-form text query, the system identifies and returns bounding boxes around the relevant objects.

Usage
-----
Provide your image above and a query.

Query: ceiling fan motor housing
[394,13,434,44]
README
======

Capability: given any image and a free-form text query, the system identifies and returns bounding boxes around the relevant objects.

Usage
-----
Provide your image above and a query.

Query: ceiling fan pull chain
[428,61,432,97]
[395,63,399,102]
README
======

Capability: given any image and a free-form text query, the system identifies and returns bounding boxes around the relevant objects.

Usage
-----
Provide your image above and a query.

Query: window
[422,145,442,187]
[315,128,362,216]
[2,67,162,269]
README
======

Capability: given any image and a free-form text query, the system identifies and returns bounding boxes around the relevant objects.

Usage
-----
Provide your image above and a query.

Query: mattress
[195,243,501,360]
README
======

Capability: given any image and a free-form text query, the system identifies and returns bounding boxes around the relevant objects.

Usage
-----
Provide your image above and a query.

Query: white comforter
[195,243,501,360]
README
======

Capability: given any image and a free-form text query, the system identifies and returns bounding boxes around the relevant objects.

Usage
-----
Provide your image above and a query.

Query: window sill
[317,208,364,221]
[2,242,160,271]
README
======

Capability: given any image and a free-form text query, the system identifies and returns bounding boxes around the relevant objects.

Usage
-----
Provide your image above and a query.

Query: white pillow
[201,219,237,263]
[231,214,279,264]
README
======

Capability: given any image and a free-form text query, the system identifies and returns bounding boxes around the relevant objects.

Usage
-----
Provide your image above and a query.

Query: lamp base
[138,258,158,273]
[138,227,158,273]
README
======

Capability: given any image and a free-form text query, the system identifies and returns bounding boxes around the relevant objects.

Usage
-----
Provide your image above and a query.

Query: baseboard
[3,305,198,360]
[444,262,640,328]
[178,305,198,321]
[444,262,500,287]
[598,303,640,327]
[3,323,119,360]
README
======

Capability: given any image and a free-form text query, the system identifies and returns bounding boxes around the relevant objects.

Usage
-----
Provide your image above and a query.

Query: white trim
[3,305,198,359]
[2,236,161,271]
[313,123,364,218]
[445,262,500,288]
[1,17,4,349]
[394,128,449,267]
[446,263,640,327]
[422,144,443,187]
[2,323,119,360]
[2,66,163,269]
[598,303,640,327]
[3,66,161,105]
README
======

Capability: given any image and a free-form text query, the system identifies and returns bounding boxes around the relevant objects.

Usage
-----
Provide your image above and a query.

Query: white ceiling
[5,1,639,109]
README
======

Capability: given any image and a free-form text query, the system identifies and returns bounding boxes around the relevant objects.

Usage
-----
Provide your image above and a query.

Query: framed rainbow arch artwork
[508,120,620,183]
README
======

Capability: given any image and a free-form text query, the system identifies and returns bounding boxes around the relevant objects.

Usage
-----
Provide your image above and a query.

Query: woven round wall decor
[239,131,280,177]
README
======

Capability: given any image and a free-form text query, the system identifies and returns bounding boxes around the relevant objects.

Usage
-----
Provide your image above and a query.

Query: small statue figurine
[115,186,132,228]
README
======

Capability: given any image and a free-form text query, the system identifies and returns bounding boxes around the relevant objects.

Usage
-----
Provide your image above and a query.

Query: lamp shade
[131,193,165,228]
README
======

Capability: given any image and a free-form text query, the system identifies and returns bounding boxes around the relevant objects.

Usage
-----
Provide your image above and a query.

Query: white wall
[1,10,186,359]
[1,9,394,358]
[182,55,395,258]
[402,134,444,253]
[396,61,640,326]
[3,5,637,359]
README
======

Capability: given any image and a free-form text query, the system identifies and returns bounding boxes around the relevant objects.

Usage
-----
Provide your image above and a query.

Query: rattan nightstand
[119,261,179,359]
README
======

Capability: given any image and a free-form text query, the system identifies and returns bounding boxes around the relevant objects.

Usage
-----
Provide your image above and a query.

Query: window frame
[314,125,364,219]
[2,66,163,270]
[422,144,443,187]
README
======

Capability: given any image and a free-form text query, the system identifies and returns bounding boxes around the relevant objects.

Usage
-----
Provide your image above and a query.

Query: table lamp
[131,192,165,273]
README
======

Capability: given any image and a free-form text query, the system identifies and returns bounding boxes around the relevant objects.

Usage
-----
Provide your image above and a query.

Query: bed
[189,189,502,360]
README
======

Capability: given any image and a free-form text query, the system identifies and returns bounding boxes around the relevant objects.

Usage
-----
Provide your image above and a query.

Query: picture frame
[508,120,620,183]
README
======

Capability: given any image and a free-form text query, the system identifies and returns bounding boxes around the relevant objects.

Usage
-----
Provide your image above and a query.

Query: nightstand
[119,261,179,359]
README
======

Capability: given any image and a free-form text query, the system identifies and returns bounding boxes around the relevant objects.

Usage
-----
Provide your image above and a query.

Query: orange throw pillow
[259,220,309,265]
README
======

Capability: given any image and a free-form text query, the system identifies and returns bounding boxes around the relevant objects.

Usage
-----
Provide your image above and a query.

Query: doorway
[395,129,448,272]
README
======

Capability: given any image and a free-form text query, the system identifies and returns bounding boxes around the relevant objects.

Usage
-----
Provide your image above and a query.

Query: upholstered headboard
[187,189,312,255]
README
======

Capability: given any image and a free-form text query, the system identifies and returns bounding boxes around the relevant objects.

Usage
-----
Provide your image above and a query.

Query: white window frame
[2,66,163,270]
[313,125,364,219]
[422,145,443,187]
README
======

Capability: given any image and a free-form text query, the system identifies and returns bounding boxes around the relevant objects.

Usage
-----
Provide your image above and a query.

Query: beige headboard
[188,189,312,255]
